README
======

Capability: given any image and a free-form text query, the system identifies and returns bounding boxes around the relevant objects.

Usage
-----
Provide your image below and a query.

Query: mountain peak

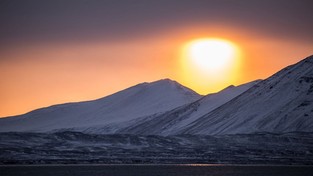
[134,78,178,88]
[216,80,261,95]
[221,85,235,91]
[153,78,175,83]
[137,78,201,98]
[0,78,201,132]
[147,78,177,86]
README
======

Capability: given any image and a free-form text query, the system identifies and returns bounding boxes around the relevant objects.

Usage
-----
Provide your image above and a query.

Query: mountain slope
[114,80,260,135]
[182,55,313,135]
[1,55,312,135]
[0,79,201,132]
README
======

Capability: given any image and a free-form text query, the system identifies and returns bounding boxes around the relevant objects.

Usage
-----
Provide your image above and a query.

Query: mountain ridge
[0,79,201,132]
[1,55,312,135]
[180,55,313,135]
[114,80,261,135]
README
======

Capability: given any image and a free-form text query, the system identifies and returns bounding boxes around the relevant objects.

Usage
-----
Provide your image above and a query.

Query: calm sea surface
[1,164,313,176]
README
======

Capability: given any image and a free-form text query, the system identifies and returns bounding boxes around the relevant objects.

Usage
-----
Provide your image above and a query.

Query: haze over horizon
[1,0,313,117]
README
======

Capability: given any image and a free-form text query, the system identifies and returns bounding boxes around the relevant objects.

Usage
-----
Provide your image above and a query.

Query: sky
[0,0,313,117]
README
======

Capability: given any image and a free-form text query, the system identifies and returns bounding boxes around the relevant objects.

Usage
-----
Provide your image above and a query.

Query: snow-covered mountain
[1,55,313,166]
[0,79,201,132]
[1,55,312,135]
[180,55,313,135]
[35,80,259,134]
[114,80,260,135]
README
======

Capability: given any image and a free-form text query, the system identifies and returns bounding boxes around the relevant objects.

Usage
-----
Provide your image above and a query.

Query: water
[1,164,313,176]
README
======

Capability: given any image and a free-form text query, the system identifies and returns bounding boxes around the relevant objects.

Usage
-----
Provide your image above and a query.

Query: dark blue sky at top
[0,0,313,46]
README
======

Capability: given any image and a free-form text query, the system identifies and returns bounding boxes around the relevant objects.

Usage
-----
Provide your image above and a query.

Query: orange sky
[0,1,312,117]
[1,26,312,117]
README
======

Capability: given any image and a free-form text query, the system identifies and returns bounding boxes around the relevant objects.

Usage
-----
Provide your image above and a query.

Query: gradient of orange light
[0,25,312,117]
[179,38,242,94]
[174,25,312,88]
[0,39,180,117]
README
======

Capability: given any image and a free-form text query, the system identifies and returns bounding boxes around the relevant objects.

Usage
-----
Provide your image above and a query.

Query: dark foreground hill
[1,131,313,165]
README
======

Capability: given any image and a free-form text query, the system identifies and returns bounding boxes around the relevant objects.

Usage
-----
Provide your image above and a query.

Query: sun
[179,38,242,94]
[187,38,237,72]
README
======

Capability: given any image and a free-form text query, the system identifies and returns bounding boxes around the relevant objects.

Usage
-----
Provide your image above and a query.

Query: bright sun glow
[188,39,236,71]
[180,38,242,94]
